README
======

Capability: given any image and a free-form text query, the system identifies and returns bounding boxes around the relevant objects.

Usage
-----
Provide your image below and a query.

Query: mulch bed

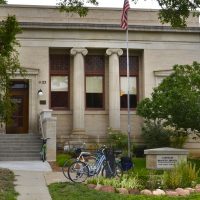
[48,162,62,172]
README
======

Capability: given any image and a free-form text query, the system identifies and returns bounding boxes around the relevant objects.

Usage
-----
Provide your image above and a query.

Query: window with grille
[85,55,104,109]
[119,56,139,109]
[49,54,69,109]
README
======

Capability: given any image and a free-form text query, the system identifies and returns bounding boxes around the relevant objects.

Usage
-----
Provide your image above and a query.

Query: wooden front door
[6,81,29,134]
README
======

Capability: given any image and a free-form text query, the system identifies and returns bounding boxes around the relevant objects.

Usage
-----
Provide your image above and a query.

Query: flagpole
[126,27,131,158]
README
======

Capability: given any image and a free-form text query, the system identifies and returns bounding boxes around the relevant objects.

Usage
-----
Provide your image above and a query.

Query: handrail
[39,113,45,139]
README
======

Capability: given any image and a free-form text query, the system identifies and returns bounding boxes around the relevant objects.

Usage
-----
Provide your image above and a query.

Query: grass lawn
[0,168,18,200]
[48,182,200,200]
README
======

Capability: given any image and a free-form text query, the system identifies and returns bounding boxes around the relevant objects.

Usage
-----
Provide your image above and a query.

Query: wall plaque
[157,155,178,169]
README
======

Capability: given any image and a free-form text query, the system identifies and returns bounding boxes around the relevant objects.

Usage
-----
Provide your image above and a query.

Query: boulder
[100,185,115,193]
[129,188,140,195]
[185,188,195,193]
[175,188,190,196]
[195,184,200,189]
[116,188,129,195]
[165,190,179,197]
[152,189,165,196]
[140,189,152,195]
[87,184,96,189]
[94,184,103,191]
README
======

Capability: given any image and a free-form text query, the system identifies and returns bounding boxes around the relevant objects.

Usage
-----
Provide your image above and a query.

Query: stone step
[0,134,41,138]
[0,143,42,149]
[0,152,40,159]
[0,133,42,161]
[0,157,40,161]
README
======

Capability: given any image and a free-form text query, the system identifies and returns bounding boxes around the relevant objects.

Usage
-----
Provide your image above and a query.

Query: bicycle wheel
[62,160,70,179]
[68,161,89,183]
[101,163,123,178]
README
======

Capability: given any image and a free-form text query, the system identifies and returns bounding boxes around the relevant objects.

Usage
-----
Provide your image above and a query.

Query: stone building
[0,4,200,160]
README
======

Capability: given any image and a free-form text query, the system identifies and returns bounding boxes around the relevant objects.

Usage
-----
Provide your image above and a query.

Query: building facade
[1,5,200,155]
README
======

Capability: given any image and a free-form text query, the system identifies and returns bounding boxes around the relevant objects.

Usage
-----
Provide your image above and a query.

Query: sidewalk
[0,161,68,200]
[14,170,53,200]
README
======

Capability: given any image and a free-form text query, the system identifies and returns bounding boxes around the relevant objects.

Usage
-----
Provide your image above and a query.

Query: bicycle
[40,138,50,162]
[67,146,123,183]
[62,147,96,180]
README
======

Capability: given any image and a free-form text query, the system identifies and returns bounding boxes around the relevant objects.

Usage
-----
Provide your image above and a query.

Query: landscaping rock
[87,184,96,190]
[116,188,129,195]
[94,184,102,191]
[152,189,165,196]
[185,188,195,193]
[195,188,200,193]
[129,188,140,195]
[195,185,200,192]
[195,184,200,189]
[175,188,190,196]
[165,190,179,197]
[100,185,115,193]
[140,189,152,195]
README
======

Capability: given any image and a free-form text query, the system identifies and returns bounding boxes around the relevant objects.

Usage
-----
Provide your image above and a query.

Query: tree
[58,0,200,28]
[137,62,200,134]
[0,1,24,124]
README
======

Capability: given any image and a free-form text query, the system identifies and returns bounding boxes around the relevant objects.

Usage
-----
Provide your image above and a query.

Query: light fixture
[38,89,43,96]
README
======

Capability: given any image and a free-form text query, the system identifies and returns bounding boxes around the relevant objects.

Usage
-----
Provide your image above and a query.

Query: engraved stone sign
[157,155,178,169]
[144,147,189,170]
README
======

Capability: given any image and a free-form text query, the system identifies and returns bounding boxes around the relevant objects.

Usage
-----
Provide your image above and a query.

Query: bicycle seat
[80,152,91,157]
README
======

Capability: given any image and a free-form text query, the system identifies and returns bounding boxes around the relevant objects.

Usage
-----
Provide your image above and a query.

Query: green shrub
[163,161,199,189]
[87,174,143,190]
[145,172,163,190]
[107,128,128,152]
[56,153,73,167]
[141,121,172,148]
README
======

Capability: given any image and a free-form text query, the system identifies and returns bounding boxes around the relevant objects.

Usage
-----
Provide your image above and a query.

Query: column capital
[106,48,123,56]
[70,48,88,56]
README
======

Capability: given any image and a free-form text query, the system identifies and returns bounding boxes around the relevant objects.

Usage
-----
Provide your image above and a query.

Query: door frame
[5,68,40,134]
[6,80,29,134]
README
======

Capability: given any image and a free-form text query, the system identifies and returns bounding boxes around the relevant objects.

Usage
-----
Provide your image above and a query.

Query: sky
[7,0,160,9]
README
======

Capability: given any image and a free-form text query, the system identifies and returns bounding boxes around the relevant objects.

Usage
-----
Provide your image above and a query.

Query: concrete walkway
[14,170,53,200]
[0,161,68,200]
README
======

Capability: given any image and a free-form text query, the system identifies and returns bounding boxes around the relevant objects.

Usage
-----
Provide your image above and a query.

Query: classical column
[70,48,88,135]
[106,48,123,130]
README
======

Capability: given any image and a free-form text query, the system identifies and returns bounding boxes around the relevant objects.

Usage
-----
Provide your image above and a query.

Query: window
[85,55,104,109]
[119,56,139,109]
[49,54,69,109]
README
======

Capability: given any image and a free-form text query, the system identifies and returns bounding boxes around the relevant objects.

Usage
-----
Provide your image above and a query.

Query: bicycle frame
[40,138,50,162]
[88,153,106,176]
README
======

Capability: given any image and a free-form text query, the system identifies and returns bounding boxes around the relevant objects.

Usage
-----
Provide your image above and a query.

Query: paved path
[14,170,52,200]
[0,161,69,200]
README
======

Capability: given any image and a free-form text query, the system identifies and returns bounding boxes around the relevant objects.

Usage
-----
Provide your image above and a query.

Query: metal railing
[39,113,45,138]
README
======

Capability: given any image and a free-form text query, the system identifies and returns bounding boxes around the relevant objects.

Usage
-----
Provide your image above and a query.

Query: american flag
[121,0,130,30]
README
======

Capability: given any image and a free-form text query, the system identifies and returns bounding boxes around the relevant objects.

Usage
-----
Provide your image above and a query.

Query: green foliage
[0,168,18,199]
[56,153,73,167]
[163,161,199,189]
[0,15,24,124]
[87,174,143,190]
[141,121,171,149]
[58,0,98,17]
[0,0,6,4]
[137,62,200,138]
[157,0,200,28]
[58,0,200,28]
[107,128,128,152]
[145,172,163,190]
[49,181,200,200]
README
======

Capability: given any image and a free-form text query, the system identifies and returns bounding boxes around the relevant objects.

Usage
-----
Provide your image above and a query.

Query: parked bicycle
[67,146,123,183]
[62,146,96,179]
[40,138,50,162]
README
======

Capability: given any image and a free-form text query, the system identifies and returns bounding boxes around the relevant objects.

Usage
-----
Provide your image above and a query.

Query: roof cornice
[19,22,200,33]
